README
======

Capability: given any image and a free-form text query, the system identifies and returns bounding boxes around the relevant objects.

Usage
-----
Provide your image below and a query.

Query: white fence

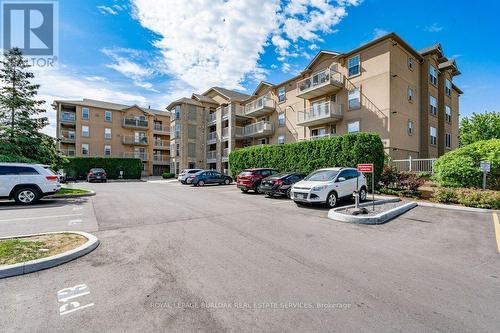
[391,157,437,173]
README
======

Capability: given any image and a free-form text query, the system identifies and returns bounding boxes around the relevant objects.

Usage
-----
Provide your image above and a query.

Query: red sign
[357,163,373,172]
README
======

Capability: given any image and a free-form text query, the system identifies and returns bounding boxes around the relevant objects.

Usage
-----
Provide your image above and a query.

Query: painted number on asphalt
[57,284,94,316]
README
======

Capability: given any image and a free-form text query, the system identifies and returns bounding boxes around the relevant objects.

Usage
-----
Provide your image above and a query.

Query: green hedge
[433,139,500,189]
[432,188,500,210]
[229,133,385,183]
[0,154,37,164]
[162,172,175,179]
[62,157,143,180]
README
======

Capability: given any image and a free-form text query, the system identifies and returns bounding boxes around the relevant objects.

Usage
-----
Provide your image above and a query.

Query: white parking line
[0,214,82,223]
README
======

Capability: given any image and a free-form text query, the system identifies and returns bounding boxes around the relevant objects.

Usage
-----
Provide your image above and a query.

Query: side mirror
[337,177,346,182]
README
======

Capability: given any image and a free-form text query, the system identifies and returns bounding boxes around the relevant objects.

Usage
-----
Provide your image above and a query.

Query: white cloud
[97,6,118,15]
[424,22,443,33]
[372,28,389,40]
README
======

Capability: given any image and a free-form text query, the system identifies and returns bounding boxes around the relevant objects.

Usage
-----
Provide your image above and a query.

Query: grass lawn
[52,187,92,196]
[0,233,87,266]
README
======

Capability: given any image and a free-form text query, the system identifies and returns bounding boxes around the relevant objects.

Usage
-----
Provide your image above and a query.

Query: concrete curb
[47,190,96,199]
[0,231,99,279]
[328,199,417,225]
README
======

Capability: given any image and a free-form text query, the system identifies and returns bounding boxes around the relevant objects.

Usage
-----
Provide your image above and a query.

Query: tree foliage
[459,111,500,146]
[62,157,143,180]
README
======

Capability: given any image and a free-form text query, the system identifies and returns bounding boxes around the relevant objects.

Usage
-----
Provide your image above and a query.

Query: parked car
[178,169,203,184]
[291,167,367,208]
[189,170,232,186]
[87,168,107,183]
[236,168,279,193]
[0,163,61,204]
[260,172,306,198]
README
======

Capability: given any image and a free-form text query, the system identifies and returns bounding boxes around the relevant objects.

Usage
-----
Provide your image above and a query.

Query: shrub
[432,188,500,209]
[162,172,175,179]
[379,165,399,187]
[62,157,143,180]
[398,172,425,193]
[0,154,37,164]
[433,139,500,189]
[229,133,385,184]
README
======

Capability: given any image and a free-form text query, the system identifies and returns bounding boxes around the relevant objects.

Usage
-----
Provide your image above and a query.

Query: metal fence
[391,157,437,173]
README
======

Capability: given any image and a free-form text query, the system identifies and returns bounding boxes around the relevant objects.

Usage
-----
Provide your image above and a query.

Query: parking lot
[0,181,499,332]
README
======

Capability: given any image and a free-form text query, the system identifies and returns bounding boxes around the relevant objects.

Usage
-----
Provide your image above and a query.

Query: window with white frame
[347,120,360,133]
[407,120,414,135]
[175,105,181,120]
[348,55,360,77]
[278,112,285,127]
[407,57,414,70]
[445,105,452,123]
[81,144,89,155]
[429,65,438,85]
[82,125,89,137]
[311,128,326,138]
[407,87,414,102]
[104,145,111,156]
[175,124,181,138]
[445,79,452,97]
[104,128,112,139]
[278,87,286,103]
[445,133,452,148]
[429,96,438,116]
[277,135,285,144]
[104,111,112,122]
[82,107,90,120]
[430,126,437,145]
[348,87,360,109]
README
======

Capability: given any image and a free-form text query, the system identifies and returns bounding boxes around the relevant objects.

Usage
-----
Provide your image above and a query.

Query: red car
[236,168,279,193]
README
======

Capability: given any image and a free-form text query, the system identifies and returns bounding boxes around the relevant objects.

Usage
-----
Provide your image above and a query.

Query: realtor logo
[1,0,58,66]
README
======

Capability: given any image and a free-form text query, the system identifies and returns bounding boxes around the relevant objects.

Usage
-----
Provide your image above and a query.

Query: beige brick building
[54,99,171,176]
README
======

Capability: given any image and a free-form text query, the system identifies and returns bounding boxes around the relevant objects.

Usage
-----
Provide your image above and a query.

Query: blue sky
[32,0,499,135]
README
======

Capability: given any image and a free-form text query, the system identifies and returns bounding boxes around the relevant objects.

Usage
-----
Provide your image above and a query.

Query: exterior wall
[420,55,440,158]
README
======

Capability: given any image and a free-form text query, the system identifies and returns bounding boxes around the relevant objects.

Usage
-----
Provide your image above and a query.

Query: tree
[0,48,65,167]
[459,111,500,146]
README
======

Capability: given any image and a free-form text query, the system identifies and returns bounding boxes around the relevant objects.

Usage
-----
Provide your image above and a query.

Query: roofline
[452,83,463,94]
[303,50,340,71]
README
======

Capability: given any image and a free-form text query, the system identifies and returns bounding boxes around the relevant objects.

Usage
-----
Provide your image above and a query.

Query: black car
[189,170,233,186]
[87,168,107,183]
[260,172,306,198]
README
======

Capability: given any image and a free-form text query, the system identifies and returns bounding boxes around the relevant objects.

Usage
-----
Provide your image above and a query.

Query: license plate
[296,193,307,199]
[96,176,101,179]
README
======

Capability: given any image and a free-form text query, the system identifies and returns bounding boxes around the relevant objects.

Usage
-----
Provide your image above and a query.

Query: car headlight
[312,185,327,191]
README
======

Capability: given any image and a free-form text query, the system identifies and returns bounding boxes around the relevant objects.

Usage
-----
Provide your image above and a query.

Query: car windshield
[193,170,205,176]
[304,170,339,181]
[91,168,104,173]
[272,173,289,178]
[189,170,201,173]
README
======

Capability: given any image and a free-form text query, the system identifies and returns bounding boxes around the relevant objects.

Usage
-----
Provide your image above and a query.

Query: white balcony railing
[60,112,76,122]
[222,148,229,158]
[297,101,343,126]
[221,106,230,119]
[244,121,274,137]
[122,152,148,161]
[222,127,229,139]
[153,140,169,148]
[122,135,148,145]
[153,123,170,133]
[208,112,217,124]
[60,130,76,142]
[123,118,149,128]
[60,149,76,157]
[310,133,337,140]
[207,150,217,161]
[244,95,275,116]
[235,126,244,138]
[207,131,217,144]
[296,66,343,98]
[153,155,170,163]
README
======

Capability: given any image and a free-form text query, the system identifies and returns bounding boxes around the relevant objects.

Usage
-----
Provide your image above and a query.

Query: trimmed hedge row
[432,188,500,210]
[229,133,385,183]
[433,139,500,189]
[62,157,143,180]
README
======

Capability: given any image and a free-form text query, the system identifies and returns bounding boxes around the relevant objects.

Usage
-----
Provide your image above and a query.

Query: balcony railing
[296,66,343,99]
[221,106,230,119]
[235,126,244,138]
[244,95,275,117]
[153,140,169,149]
[152,155,170,164]
[222,127,229,139]
[207,150,217,161]
[123,118,149,129]
[122,152,148,161]
[310,133,337,140]
[122,135,148,145]
[222,148,229,158]
[207,131,217,144]
[297,101,343,127]
[60,112,76,123]
[153,123,170,134]
[244,121,274,138]
[60,130,76,142]
[60,149,76,157]
[207,112,217,124]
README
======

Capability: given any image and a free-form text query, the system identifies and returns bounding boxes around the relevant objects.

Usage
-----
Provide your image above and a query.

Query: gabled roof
[166,97,202,111]
[419,43,443,57]
[303,50,340,71]
[191,93,218,104]
[251,81,274,96]
[438,59,461,76]
[202,86,250,102]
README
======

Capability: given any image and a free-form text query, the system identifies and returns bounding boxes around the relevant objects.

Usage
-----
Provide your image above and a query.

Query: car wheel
[326,191,338,208]
[286,188,292,199]
[14,188,40,205]
[255,185,264,194]
[294,201,305,206]
[241,189,248,193]
[198,180,205,187]
[224,179,230,185]
[359,187,367,202]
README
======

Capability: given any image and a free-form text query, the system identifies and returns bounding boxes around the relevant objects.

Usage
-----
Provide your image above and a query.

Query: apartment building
[54,99,171,176]
[168,32,462,174]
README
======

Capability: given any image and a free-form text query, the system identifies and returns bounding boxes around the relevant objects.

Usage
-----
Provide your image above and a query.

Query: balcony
[244,121,274,138]
[152,154,170,165]
[60,149,76,157]
[60,130,76,143]
[221,106,230,119]
[296,66,343,99]
[297,102,343,127]
[122,152,148,161]
[222,127,229,140]
[153,140,169,150]
[222,148,229,161]
[310,133,338,140]
[207,112,217,125]
[207,131,217,145]
[123,118,149,129]
[122,135,148,145]
[244,95,275,117]
[235,126,244,139]
[60,111,76,124]
[207,150,217,163]
[153,123,170,134]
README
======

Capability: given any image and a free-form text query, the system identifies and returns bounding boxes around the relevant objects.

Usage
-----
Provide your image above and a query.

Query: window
[429,65,438,85]
[16,167,39,175]
[278,112,285,127]
[311,128,326,138]
[104,128,112,139]
[176,143,180,157]
[407,57,414,70]
[277,135,285,144]
[188,105,197,121]
[445,105,452,123]
[445,79,452,97]
[188,143,196,157]
[330,94,337,103]
[407,87,414,102]
[104,111,112,122]
[175,124,181,139]
[188,125,197,139]
[429,96,438,116]
[104,145,111,156]
[330,125,337,135]
[430,127,437,145]
[82,125,89,137]
[347,120,360,133]
[81,144,89,155]
[348,55,360,77]
[445,133,452,148]
[407,120,414,135]
[278,87,286,103]
[348,87,360,109]
[175,105,181,120]
[82,107,89,120]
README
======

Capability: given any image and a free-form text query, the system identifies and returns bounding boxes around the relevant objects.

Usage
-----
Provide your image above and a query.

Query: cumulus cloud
[372,28,389,40]
[424,22,443,33]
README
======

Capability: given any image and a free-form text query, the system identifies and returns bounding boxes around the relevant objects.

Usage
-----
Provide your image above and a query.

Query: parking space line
[493,213,500,253]
[0,214,82,222]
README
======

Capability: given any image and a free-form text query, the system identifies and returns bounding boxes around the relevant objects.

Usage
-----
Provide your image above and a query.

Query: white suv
[291,167,367,208]
[0,163,61,204]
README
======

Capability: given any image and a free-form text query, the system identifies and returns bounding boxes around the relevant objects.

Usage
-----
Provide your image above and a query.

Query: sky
[23,0,500,136]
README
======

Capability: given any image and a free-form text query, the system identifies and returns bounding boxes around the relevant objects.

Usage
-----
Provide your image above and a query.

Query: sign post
[480,161,490,190]
[357,164,374,211]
